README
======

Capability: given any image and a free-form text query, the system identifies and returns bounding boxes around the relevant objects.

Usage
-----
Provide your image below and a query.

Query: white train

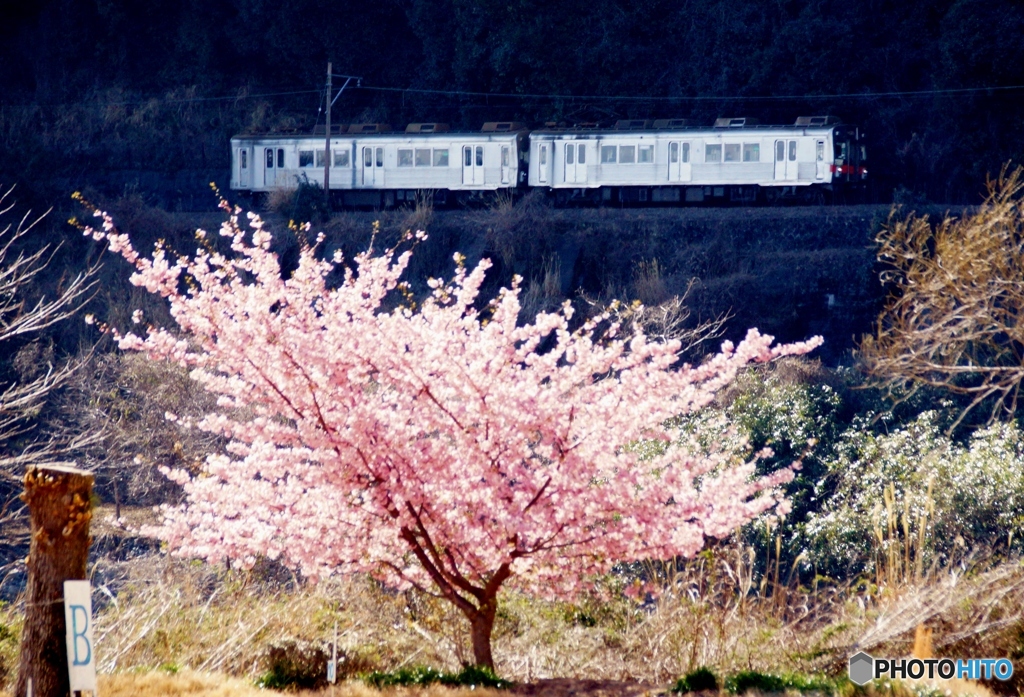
[229,116,867,206]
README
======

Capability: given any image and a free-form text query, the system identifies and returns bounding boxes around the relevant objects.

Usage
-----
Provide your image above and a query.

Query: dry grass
[4,538,1020,693]
[399,194,434,234]
[265,186,298,215]
[100,669,280,697]
[297,685,505,697]
[0,671,507,697]
[630,259,669,307]
[4,549,1022,695]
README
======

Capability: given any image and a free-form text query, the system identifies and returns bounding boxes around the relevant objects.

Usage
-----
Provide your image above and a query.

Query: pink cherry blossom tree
[82,198,821,670]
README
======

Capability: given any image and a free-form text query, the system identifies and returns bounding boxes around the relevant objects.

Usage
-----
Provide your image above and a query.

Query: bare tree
[0,186,99,572]
[860,165,1024,429]
[582,277,730,360]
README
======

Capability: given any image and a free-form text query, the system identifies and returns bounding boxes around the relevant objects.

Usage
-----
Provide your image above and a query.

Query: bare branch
[0,187,102,562]
[580,278,729,358]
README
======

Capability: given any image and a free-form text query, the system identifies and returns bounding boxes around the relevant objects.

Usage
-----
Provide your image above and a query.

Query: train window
[364,148,372,167]
[333,150,350,167]
[577,144,585,164]
[266,149,274,168]
[601,145,616,163]
[299,150,315,167]
[682,142,690,163]
[240,150,247,169]
[475,146,483,166]
[638,145,653,163]
[565,144,574,165]
[277,149,285,168]
[415,148,431,166]
[835,142,848,160]
[788,141,796,161]
[315,149,327,168]
[776,141,784,161]
[669,142,678,163]
[705,144,722,163]
[433,149,449,166]
[816,141,824,161]
[860,145,867,161]
[398,149,413,166]
[619,145,636,163]
[376,148,383,167]
[465,147,473,166]
[540,145,547,165]
[501,147,509,166]
[743,143,760,162]
[724,144,740,162]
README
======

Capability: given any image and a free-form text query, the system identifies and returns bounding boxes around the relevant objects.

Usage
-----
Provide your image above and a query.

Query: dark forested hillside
[1,0,1023,206]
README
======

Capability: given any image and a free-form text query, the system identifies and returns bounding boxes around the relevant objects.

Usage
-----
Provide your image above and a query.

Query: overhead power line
[352,83,1024,102]
[5,81,1024,110]
[1,89,322,108]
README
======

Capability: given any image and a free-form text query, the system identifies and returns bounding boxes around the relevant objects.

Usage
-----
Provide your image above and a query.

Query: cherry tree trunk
[15,463,93,697]
[467,600,497,671]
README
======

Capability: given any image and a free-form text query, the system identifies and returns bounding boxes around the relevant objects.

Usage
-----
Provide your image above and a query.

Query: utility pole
[324,62,332,208]
[322,66,362,210]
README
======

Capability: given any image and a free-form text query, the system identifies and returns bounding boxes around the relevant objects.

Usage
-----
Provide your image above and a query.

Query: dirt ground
[1,673,676,697]
[508,678,671,696]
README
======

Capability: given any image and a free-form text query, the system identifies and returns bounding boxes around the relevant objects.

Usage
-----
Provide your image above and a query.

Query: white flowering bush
[801,411,1024,577]
[674,365,1024,584]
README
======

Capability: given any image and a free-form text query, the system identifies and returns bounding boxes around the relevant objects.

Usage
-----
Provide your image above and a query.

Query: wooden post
[15,463,94,697]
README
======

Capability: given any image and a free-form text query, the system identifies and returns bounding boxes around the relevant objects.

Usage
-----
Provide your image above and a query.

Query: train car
[528,116,867,204]
[231,122,528,207]
[231,116,866,207]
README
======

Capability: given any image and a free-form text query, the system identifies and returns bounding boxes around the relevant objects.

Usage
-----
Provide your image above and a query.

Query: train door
[501,145,511,184]
[774,140,797,181]
[238,147,252,188]
[362,146,383,187]
[538,144,549,184]
[564,143,587,184]
[815,139,826,180]
[463,145,484,186]
[668,142,691,182]
[264,147,284,187]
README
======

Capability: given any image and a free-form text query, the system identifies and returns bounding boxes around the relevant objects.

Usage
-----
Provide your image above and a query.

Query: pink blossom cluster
[83,201,821,602]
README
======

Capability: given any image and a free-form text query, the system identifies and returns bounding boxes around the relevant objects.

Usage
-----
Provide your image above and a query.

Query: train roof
[232,121,529,141]
[231,116,850,141]
[531,116,845,136]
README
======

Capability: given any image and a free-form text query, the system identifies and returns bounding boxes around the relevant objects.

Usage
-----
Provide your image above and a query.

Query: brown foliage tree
[861,165,1024,428]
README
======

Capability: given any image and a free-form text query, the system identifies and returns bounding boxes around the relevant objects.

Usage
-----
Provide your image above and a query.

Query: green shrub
[664,361,849,578]
[672,666,721,693]
[724,670,833,695]
[364,665,443,688]
[290,177,330,225]
[0,609,21,691]
[362,664,512,689]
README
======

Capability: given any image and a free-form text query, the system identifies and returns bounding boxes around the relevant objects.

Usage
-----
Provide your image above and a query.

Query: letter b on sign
[63,580,97,692]
[69,605,90,665]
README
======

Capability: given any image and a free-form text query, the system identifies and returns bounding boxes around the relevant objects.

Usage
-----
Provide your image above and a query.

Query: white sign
[327,620,338,684]
[63,580,97,694]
